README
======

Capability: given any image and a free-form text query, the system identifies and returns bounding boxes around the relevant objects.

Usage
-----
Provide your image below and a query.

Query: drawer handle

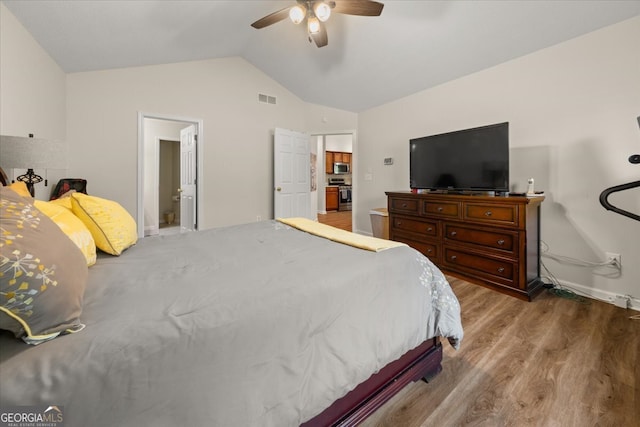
[437,206,444,212]
[450,255,457,262]
[497,239,505,245]
[427,227,433,232]
[484,211,493,217]
[497,267,505,273]
[427,248,433,253]
[450,231,457,237]
[402,203,407,208]
[397,221,402,226]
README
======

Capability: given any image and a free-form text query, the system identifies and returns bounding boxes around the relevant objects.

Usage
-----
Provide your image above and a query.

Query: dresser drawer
[394,234,439,262]
[389,198,419,214]
[423,200,460,219]
[392,216,439,238]
[443,223,518,255]
[442,247,516,285]
[463,203,518,227]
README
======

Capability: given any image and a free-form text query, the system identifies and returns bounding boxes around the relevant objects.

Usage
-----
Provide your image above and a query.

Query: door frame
[311,129,357,218]
[137,112,204,238]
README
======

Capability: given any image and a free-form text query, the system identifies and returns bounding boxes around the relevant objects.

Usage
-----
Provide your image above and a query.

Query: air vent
[258,93,277,105]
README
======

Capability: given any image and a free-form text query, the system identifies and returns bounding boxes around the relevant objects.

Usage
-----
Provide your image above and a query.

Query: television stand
[387,191,545,301]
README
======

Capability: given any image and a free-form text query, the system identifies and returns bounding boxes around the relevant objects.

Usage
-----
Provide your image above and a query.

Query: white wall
[304,103,358,134]
[0,3,66,140]
[357,16,640,305]
[65,57,326,229]
[326,135,353,153]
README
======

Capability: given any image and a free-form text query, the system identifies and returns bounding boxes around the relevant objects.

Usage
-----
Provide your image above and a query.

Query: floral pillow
[0,186,88,344]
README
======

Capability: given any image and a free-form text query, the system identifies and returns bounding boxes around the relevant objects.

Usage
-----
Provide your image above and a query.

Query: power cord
[540,241,621,271]
[540,259,591,304]
[542,257,640,319]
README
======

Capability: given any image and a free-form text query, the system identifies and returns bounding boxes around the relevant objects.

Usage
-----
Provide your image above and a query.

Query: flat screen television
[409,122,509,192]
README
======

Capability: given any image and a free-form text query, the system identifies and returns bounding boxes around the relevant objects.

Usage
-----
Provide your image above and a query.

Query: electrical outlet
[606,252,621,268]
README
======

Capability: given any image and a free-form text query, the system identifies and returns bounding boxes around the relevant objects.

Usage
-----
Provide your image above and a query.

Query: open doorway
[137,113,204,238]
[314,132,355,232]
[159,139,180,234]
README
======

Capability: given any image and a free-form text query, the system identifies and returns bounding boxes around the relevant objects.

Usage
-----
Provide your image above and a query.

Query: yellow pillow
[49,196,73,210]
[8,181,32,198]
[70,193,137,256]
[34,200,97,267]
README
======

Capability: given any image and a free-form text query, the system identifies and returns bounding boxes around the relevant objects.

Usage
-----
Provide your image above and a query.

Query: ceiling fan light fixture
[289,5,305,24]
[314,2,331,22]
[307,16,321,34]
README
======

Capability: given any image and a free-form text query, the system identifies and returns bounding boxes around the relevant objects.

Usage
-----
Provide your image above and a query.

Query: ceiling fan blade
[251,7,291,29]
[332,0,384,17]
[311,22,328,48]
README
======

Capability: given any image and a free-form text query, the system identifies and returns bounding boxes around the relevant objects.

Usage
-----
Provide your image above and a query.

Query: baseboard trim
[549,278,640,312]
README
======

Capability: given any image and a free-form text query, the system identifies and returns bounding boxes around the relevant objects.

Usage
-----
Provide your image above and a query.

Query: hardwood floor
[361,277,640,427]
[318,211,352,231]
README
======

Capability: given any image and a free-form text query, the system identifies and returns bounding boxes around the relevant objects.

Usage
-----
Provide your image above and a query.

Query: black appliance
[409,122,509,192]
[329,177,352,211]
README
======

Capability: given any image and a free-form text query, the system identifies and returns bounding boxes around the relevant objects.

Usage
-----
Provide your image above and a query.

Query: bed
[0,177,463,427]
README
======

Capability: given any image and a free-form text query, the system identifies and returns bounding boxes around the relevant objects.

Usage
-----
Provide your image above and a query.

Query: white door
[179,125,197,232]
[274,128,312,219]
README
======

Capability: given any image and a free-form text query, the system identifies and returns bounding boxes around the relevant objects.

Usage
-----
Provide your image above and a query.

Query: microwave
[333,162,350,174]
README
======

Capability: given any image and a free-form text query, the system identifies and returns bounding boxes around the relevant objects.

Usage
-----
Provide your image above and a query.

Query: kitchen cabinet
[326,187,339,211]
[326,152,334,174]
[386,191,545,301]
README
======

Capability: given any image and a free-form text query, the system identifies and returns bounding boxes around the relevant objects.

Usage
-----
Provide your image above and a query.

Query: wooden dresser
[386,191,545,300]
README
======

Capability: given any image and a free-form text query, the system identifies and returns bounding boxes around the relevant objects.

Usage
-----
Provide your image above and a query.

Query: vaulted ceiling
[4,0,640,112]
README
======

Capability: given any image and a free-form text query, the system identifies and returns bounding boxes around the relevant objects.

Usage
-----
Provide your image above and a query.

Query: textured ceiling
[4,0,640,112]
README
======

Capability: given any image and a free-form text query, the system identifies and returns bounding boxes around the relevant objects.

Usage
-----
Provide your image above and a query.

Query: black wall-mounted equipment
[599,116,640,222]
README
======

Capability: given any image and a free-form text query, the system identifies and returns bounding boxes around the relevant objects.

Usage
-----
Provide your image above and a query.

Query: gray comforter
[0,220,462,426]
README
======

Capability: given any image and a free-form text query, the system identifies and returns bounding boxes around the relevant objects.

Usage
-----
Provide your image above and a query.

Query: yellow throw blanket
[277,217,407,252]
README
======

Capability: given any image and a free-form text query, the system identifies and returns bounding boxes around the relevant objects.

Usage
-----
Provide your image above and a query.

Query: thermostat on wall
[384,157,393,165]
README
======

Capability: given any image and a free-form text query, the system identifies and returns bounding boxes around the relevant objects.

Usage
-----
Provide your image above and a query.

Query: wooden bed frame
[0,166,444,426]
[302,337,442,426]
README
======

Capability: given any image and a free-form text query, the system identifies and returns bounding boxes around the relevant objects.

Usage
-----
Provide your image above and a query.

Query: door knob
[177,188,183,193]
[276,187,282,192]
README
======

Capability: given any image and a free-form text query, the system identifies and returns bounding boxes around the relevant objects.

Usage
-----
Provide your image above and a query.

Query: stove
[329,178,352,211]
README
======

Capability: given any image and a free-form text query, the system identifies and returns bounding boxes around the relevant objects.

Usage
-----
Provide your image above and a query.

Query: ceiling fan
[251,0,384,48]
